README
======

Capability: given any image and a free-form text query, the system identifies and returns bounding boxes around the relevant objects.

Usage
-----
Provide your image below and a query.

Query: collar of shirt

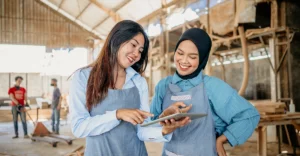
[124,67,139,86]
[171,71,203,87]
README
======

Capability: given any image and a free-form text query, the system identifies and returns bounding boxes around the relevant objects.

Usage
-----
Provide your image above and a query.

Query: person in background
[8,76,29,139]
[50,78,61,134]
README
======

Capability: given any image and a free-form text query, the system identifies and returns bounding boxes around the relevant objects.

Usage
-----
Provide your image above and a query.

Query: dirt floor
[0,120,299,156]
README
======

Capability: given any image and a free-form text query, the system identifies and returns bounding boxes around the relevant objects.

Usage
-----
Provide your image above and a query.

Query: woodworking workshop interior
[0,0,300,156]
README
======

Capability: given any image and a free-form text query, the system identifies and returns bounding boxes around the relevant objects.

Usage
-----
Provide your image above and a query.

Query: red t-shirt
[8,87,26,106]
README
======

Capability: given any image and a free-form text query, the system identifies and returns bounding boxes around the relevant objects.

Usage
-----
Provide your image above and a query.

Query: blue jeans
[51,108,60,133]
[12,106,28,136]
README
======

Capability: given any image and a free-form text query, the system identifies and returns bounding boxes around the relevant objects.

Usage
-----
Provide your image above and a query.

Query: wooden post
[218,56,226,82]
[9,73,11,88]
[286,28,293,103]
[148,39,153,97]
[204,46,216,76]
[257,126,267,156]
[270,1,280,102]
[160,0,168,77]
[206,0,211,33]
[238,26,249,96]
[269,38,277,102]
[271,0,278,29]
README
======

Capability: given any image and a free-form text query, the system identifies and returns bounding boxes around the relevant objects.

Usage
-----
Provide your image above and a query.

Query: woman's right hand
[116,109,154,125]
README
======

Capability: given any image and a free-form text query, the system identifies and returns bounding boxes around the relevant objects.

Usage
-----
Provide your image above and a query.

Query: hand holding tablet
[141,113,207,127]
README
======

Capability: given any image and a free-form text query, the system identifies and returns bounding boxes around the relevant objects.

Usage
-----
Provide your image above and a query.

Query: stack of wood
[250,100,300,121]
[250,100,286,115]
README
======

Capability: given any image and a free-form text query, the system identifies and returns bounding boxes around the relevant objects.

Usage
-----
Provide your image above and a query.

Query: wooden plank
[260,113,300,121]
[250,100,285,107]
[259,119,300,126]
[287,112,300,117]
[256,107,285,113]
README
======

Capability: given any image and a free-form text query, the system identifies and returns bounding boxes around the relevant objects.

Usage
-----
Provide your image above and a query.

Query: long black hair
[86,20,149,111]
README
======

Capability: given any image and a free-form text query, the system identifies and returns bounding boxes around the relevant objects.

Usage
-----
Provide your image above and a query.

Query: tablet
[140,113,207,127]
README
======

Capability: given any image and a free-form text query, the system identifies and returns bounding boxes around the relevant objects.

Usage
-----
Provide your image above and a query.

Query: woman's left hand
[161,117,191,135]
[216,135,227,156]
[159,102,192,135]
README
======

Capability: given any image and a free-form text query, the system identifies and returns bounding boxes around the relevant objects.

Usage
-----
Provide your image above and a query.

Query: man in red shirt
[8,76,29,139]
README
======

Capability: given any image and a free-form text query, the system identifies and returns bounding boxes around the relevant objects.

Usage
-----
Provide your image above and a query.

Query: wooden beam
[214,43,265,55]
[113,0,131,11]
[90,0,121,22]
[75,2,91,19]
[57,0,65,10]
[137,0,197,24]
[91,0,131,30]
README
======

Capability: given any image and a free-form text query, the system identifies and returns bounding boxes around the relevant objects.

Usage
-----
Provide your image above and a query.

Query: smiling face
[174,40,199,76]
[117,33,145,69]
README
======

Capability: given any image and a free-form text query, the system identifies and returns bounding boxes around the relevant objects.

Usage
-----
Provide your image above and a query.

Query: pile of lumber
[250,100,286,115]
[259,112,300,121]
[250,100,300,122]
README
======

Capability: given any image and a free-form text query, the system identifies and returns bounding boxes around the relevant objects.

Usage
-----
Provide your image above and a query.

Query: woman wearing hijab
[150,28,260,156]
[69,20,189,156]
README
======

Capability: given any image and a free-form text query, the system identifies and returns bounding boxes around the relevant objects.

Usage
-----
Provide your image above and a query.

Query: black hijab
[174,28,212,79]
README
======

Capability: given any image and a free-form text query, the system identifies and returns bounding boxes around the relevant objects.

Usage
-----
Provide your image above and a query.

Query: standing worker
[8,76,29,139]
[50,78,61,134]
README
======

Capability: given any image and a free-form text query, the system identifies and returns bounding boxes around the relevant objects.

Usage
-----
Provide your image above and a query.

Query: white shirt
[69,67,171,142]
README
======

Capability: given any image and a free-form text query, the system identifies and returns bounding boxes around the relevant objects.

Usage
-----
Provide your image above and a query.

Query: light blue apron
[162,76,217,156]
[85,83,147,156]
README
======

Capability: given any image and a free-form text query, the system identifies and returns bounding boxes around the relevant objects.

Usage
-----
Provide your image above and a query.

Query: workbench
[257,113,300,156]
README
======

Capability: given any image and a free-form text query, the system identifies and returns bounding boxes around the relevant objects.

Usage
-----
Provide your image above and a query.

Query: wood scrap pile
[250,100,300,121]
[259,112,300,121]
[250,100,286,115]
